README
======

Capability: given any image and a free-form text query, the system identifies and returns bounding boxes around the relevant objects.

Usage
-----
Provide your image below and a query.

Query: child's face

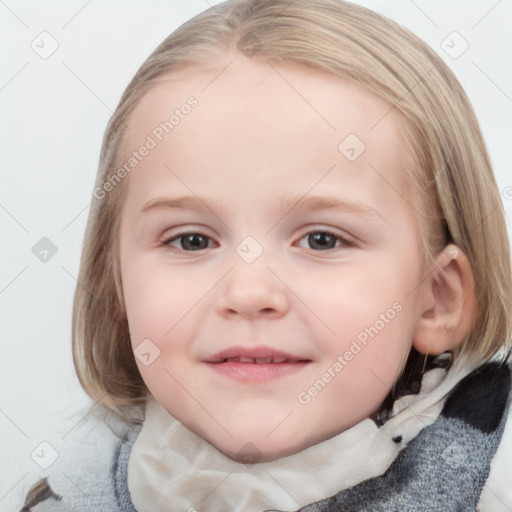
[118,52,429,462]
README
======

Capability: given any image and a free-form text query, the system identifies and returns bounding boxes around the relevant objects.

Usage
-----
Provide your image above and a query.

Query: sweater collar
[127,357,474,512]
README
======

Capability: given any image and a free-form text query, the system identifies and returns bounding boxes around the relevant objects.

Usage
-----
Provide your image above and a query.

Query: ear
[412,243,478,355]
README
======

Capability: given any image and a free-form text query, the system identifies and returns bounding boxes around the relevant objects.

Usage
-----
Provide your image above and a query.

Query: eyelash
[159,228,357,254]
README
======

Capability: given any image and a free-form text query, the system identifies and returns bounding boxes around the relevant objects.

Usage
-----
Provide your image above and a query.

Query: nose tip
[216,261,288,319]
[222,290,287,319]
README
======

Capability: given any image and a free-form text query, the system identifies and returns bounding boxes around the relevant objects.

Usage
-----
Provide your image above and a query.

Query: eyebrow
[140,194,384,221]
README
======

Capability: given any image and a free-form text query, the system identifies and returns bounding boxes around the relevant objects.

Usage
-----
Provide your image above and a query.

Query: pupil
[310,232,335,250]
[183,234,206,250]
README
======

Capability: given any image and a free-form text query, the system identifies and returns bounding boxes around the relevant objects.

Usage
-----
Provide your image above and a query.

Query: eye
[160,231,215,252]
[296,229,356,251]
[160,228,356,253]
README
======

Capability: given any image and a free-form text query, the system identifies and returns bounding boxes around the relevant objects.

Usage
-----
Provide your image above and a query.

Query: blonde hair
[72,0,512,420]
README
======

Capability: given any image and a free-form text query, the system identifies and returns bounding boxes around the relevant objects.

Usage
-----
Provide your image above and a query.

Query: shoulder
[18,405,143,512]
[296,359,512,512]
[478,362,512,511]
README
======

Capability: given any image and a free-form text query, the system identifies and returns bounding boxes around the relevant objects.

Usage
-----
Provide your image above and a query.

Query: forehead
[119,53,414,214]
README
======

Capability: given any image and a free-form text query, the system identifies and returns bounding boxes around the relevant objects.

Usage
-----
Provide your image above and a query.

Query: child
[20,0,512,510]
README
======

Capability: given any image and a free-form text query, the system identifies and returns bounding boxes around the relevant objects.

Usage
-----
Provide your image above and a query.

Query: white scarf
[127,358,475,512]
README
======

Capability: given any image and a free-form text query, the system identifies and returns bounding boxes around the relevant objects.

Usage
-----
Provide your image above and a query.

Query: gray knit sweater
[21,361,512,511]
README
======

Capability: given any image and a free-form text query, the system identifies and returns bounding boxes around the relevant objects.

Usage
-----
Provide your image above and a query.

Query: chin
[219,441,301,463]
[209,429,315,464]
[187,412,324,465]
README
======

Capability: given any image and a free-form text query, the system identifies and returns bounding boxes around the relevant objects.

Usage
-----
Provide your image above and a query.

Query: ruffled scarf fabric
[126,356,504,512]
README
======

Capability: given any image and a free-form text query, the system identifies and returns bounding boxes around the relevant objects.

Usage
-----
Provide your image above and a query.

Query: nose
[216,254,289,320]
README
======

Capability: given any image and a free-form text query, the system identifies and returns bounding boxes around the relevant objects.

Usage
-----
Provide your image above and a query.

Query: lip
[204,345,311,383]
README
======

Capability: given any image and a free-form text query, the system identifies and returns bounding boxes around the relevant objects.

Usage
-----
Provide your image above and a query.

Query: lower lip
[205,361,310,383]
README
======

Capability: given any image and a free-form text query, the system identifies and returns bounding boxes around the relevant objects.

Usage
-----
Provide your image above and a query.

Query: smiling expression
[118,50,429,462]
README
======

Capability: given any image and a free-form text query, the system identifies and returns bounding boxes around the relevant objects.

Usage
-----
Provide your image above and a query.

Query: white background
[1,1,511,510]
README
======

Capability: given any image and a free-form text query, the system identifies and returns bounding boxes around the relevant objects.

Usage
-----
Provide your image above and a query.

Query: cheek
[122,258,180,340]
[304,251,419,396]
[305,300,414,426]
[121,263,203,398]
[311,258,417,342]
[121,258,208,359]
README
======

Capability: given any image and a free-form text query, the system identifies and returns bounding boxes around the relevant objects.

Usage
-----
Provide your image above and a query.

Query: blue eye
[160,229,355,253]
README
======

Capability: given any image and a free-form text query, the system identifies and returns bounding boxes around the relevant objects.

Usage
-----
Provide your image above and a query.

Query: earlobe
[412,244,477,355]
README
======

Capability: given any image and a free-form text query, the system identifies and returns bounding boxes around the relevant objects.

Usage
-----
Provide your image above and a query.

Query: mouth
[204,345,311,382]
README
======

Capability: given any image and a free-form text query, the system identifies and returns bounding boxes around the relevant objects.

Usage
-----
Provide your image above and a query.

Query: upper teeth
[226,356,288,363]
